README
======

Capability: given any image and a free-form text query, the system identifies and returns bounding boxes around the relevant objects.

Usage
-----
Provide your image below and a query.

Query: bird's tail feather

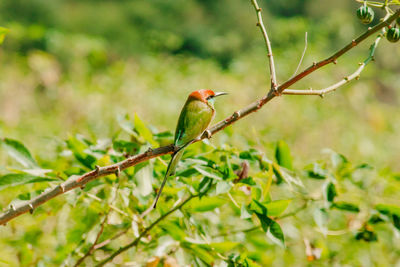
[153,150,184,208]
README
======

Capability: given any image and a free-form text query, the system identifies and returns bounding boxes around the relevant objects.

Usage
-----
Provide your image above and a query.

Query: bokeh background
[0,0,399,168]
[0,0,399,266]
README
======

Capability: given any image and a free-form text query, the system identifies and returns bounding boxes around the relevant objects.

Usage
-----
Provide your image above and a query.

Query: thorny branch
[0,4,399,232]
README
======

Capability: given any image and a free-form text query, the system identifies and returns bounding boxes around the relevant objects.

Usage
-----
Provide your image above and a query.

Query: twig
[250,0,278,91]
[289,32,308,79]
[276,8,400,95]
[211,201,309,238]
[73,185,120,266]
[95,194,198,267]
[0,8,398,227]
[92,228,129,250]
[283,17,387,96]
[74,214,108,267]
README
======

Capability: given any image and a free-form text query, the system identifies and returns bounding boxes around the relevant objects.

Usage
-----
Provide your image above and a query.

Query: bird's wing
[174,99,213,147]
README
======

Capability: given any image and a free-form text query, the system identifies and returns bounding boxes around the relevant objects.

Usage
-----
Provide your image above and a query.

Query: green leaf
[324,182,337,202]
[0,27,9,45]
[256,213,272,232]
[187,196,226,212]
[375,203,400,216]
[240,204,252,219]
[249,199,268,216]
[307,163,327,179]
[1,138,38,168]
[275,140,293,170]
[264,199,292,217]
[314,208,328,234]
[332,202,360,213]
[66,136,97,169]
[268,221,285,248]
[182,243,214,265]
[0,174,57,191]
[160,221,186,241]
[368,214,385,224]
[355,228,377,242]
[134,113,157,146]
[193,165,223,180]
[117,114,139,137]
[216,180,232,195]
[134,162,153,196]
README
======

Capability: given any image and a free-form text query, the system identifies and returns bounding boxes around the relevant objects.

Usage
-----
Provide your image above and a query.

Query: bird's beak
[213,92,228,97]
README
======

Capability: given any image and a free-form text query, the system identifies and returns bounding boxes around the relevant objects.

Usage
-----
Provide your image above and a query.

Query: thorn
[333,59,337,64]
[267,53,272,57]
[60,184,65,192]
[257,100,263,108]
[233,111,240,119]
[312,62,317,66]
[146,147,153,154]
[28,204,34,214]
[358,62,363,65]
[319,94,324,99]
[273,89,281,97]
[256,22,260,27]
[80,184,86,190]
[115,166,121,177]
[352,40,357,47]
[205,130,212,139]
[95,165,101,173]
[257,8,262,12]
[368,27,372,31]
[355,76,360,80]
[344,76,349,81]
[10,205,16,211]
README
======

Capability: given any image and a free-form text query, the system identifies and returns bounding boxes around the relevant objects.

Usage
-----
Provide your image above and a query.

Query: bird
[152,89,227,208]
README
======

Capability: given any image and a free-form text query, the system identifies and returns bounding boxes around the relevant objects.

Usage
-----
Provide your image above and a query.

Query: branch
[250,0,278,91]
[74,213,108,267]
[0,7,398,227]
[283,32,383,97]
[95,194,198,267]
[276,8,400,95]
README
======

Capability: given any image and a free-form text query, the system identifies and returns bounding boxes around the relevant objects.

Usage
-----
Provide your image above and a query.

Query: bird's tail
[153,149,184,208]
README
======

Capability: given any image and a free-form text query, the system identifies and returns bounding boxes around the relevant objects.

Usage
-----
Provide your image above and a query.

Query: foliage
[1,117,400,265]
[0,0,399,266]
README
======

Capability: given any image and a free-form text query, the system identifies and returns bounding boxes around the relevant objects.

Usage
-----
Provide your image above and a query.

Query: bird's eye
[206,95,214,100]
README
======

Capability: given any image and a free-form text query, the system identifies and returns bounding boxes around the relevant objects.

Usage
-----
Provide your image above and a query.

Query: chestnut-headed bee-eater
[153,89,227,208]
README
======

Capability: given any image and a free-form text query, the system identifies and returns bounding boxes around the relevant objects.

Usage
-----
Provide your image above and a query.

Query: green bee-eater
[153,89,227,208]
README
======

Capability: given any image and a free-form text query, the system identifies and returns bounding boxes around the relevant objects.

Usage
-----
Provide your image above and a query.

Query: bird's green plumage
[153,97,215,208]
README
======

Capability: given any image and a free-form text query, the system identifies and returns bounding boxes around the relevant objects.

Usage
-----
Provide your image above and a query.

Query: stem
[250,0,278,91]
[95,194,197,267]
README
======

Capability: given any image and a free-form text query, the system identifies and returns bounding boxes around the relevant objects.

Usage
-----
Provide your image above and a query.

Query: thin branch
[92,228,129,250]
[74,213,108,267]
[74,185,120,266]
[250,0,278,91]
[95,194,198,267]
[289,32,308,80]
[283,16,388,96]
[276,8,400,95]
[211,201,309,238]
[0,8,398,227]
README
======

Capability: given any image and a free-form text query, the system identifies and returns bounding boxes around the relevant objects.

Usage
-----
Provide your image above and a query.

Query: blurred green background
[0,0,400,266]
[0,0,399,169]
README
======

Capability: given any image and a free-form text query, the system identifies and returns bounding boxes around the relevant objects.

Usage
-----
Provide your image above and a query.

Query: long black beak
[214,92,228,97]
